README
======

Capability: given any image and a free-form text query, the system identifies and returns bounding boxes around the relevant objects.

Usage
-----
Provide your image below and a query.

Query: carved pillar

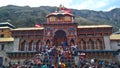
[102,40,105,50]
[92,38,96,50]
[86,41,89,50]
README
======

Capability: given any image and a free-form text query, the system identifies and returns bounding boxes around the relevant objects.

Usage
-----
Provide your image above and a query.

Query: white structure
[104,36,111,50]
[110,34,120,62]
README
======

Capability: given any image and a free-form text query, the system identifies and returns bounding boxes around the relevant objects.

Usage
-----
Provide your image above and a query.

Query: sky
[0,0,120,11]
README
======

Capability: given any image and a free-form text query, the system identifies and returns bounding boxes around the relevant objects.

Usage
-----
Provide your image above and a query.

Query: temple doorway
[53,30,67,46]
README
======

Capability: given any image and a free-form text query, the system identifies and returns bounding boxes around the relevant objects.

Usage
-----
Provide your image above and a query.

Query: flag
[65,9,71,13]
[60,7,71,13]
[35,24,41,27]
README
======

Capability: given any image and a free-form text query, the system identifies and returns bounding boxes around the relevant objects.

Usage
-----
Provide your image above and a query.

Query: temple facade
[0,6,119,64]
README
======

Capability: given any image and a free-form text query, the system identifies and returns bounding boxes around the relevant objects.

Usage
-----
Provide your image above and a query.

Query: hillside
[0,5,120,32]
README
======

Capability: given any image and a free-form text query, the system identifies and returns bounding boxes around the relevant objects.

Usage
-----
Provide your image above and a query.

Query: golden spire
[59,4,63,8]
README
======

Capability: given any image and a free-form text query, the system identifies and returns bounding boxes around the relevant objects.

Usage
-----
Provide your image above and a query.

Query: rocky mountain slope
[0,5,120,32]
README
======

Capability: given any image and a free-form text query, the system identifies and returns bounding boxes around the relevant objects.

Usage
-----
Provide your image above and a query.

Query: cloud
[105,6,116,11]
[0,0,120,11]
[0,0,72,7]
[70,0,109,10]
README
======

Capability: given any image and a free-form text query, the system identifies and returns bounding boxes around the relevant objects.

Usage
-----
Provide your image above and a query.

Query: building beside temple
[0,6,120,64]
[0,22,15,65]
[110,34,120,61]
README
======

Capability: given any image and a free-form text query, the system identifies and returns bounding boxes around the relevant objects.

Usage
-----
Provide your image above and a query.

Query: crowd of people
[1,59,120,68]
[0,42,120,68]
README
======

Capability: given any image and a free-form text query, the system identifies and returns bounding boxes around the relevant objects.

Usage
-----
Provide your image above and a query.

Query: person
[41,64,47,68]
[60,63,66,68]
[62,41,67,49]
[0,64,5,68]
[33,64,38,68]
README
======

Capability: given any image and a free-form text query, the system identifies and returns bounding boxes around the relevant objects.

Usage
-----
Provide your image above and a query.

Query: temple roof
[12,27,44,31]
[78,25,112,28]
[46,12,74,17]
[0,22,15,29]
[0,26,10,29]
[46,5,73,18]
[110,34,120,40]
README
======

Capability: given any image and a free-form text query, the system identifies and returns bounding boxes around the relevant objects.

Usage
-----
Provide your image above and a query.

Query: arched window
[29,40,34,51]
[88,39,94,50]
[64,16,71,21]
[81,39,86,50]
[36,40,41,51]
[46,39,50,46]
[96,39,102,50]
[21,40,27,51]
[50,16,55,22]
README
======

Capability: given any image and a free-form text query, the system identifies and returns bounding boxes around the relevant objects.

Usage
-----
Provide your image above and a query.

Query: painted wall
[104,36,111,50]
[110,40,120,50]
[110,40,120,62]
[13,38,20,52]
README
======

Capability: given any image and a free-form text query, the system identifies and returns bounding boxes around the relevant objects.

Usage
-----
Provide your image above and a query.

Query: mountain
[0,5,120,32]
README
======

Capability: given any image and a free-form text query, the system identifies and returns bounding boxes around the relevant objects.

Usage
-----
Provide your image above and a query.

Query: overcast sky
[0,0,120,11]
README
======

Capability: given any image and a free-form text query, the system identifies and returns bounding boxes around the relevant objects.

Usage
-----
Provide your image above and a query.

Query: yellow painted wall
[0,28,12,38]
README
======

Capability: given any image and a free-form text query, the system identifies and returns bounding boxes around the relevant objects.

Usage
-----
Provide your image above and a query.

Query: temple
[0,5,120,65]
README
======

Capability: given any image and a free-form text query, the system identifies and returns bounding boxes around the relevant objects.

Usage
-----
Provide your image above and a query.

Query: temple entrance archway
[53,30,67,46]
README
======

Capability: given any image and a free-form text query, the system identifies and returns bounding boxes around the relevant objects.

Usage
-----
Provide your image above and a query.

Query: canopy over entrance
[53,30,67,46]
